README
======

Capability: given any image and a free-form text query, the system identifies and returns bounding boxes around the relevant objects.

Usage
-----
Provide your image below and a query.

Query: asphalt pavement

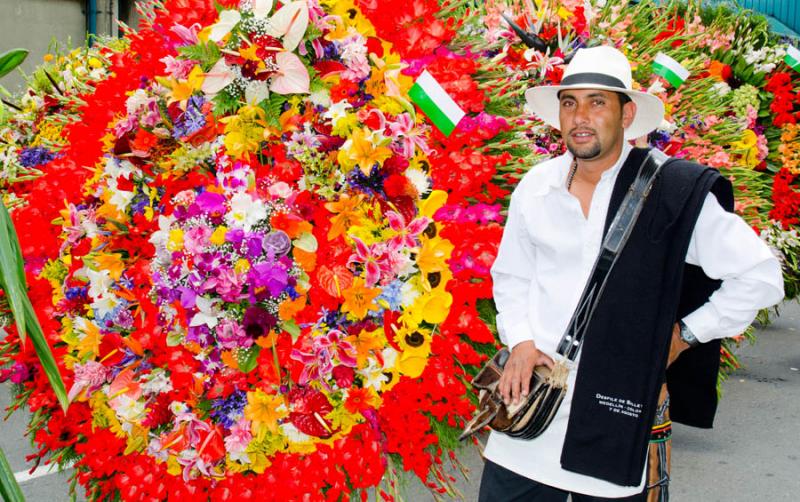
[2,302,798,501]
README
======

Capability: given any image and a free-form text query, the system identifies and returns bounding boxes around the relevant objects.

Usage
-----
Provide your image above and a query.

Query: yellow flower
[337,127,393,176]
[731,129,760,168]
[92,253,125,281]
[244,390,288,435]
[331,112,359,137]
[341,277,381,319]
[416,236,454,275]
[157,65,205,104]
[324,0,376,36]
[221,105,268,159]
[393,326,432,378]
[167,228,184,252]
[210,226,228,246]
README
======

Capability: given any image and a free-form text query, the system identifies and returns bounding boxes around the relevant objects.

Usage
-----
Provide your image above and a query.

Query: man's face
[558,89,636,163]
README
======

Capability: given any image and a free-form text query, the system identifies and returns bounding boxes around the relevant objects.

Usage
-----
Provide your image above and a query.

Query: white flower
[712,81,731,97]
[225,192,267,231]
[141,370,174,395]
[190,296,222,328]
[91,294,119,319]
[322,100,352,123]
[110,394,146,424]
[126,89,151,116]
[280,423,313,443]
[86,268,113,299]
[357,358,389,391]
[405,167,430,195]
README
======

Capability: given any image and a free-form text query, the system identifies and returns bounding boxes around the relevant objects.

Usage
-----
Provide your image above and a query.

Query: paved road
[2,302,798,501]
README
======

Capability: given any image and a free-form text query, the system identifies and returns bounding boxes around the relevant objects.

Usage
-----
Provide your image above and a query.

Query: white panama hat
[524,46,665,139]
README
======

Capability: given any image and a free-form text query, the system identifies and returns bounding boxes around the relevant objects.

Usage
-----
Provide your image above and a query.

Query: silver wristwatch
[678,320,700,347]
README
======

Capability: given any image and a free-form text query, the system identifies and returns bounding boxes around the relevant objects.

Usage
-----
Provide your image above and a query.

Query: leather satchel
[460,149,671,442]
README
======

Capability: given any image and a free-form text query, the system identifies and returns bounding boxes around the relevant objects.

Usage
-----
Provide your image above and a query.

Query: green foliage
[0,49,28,80]
[0,201,69,412]
[0,448,24,502]
[178,41,222,71]
[260,93,289,129]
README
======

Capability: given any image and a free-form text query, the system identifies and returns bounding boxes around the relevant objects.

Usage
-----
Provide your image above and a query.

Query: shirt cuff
[680,305,721,344]
[497,312,535,349]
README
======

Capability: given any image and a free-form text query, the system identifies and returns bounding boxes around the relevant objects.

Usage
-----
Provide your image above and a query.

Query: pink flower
[348,237,397,287]
[215,318,250,349]
[389,113,432,158]
[184,226,212,254]
[386,210,430,249]
[67,360,110,401]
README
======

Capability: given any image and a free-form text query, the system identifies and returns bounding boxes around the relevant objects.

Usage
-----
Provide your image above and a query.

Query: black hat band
[560,72,627,89]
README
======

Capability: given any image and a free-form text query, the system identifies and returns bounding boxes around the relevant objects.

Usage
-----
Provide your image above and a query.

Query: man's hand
[667,322,690,367]
[499,341,555,406]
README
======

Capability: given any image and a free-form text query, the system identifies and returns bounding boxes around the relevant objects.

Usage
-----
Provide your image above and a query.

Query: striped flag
[784,46,800,73]
[408,70,465,136]
[652,52,690,88]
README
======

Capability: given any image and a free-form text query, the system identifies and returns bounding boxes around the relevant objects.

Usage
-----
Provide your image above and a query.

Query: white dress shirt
[484,144,785,497]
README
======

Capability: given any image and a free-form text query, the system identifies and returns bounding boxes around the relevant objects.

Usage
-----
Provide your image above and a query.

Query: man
[480,46,784,501]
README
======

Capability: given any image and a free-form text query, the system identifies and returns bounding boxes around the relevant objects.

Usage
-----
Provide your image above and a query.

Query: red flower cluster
[765,72,800,127]
[769,168,800,228]
[355,0,458,59]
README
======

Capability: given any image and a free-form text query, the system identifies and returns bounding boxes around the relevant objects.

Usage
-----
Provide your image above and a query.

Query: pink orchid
[348,237,396,287]
[291,329,357,387]
[389,113,432,158]
[386,210,430,249]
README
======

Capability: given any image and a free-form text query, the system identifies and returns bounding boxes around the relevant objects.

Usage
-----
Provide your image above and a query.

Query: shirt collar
[534,142,634,196]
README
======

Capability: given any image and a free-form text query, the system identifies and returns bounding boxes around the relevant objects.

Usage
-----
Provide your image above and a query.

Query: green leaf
[0,49,28,80]
[237,345,261,373]
[281,320,301,343]
[292,232,318,252]
[23,299,69,412]
[0,447,24,502]
[0,203,27,342]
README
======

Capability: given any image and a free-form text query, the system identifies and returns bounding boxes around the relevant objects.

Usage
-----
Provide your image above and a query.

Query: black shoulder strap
[557,149,671,360]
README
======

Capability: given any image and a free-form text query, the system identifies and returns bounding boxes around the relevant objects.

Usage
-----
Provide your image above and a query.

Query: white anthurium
[202,59,235,96]
[209,10,242,42]
[270,51,310,94]
[263,1,309,52]
[190,296,221,328]
[252,0,274,18]
[245,79,270,104]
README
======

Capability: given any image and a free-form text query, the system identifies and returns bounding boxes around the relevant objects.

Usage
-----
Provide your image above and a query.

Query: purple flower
[245,234,263,258]
[264,230,291,257]
[173,95,207,139]
[226,228,245,247]
[194,191,226,216]
[211,390,247,429]
[242,306,277,339]
[18,146,58,168]
[248,261,289,299]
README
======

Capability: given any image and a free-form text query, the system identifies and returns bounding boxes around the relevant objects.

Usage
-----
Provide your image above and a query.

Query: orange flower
[324,194,364,240]
[344,387,378,414]
[278,295,306,321]
[341,277,381,319]
[352,327,385,367]
[293,247,317,272]
[270,212,313,238]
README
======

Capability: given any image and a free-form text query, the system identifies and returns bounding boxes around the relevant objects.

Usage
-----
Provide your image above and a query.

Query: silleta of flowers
[0,0,799,500]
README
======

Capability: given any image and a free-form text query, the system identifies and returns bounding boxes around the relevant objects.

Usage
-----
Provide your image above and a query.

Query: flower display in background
[1,0,799,500]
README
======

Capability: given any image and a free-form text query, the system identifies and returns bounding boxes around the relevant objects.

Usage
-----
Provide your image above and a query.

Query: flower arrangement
[1,0,799,500]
